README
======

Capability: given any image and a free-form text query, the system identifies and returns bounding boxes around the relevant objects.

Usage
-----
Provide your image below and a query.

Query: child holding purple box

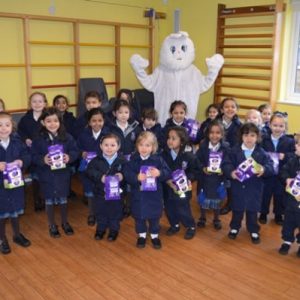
[31,108,79,238]
[77,107,110,226]
[86,134,126,242]
[124,131,171,249]
[162,127,198,239]
[196,120,229,231]
[0,112,31,255]
[223,123,274,244]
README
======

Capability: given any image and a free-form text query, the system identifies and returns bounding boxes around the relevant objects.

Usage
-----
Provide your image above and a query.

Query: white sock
[230,229,238,234]
[283,241,292,245]
[251,233,259,238]
[150,233,158,239]
[175,224,179,228]
[139,232,146,238]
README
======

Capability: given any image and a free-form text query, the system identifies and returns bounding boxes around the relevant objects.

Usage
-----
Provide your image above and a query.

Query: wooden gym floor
[0,179,300,300]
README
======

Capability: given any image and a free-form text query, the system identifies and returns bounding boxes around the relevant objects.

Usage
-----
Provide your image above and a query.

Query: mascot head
[159,31,195,71]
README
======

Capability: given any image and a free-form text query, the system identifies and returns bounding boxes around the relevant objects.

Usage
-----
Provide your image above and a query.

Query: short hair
[87,107,105,122]
[169,100,187,114]
[220,97,239,110]
[239,122,261,144]
[100,133,120,146]
[136,131,158,154]
[84,91,102,102]
[53,94,69,106]
[141,108,158,121]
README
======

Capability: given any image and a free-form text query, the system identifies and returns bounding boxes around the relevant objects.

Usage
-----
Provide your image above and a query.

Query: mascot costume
[130,31,224,125]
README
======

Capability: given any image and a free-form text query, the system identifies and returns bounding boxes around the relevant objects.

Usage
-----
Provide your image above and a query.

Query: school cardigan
[31,132,79,199]
[223,144,274,212]
[123,153,171,219]
[0,136,31,214]
[195,139,230,198]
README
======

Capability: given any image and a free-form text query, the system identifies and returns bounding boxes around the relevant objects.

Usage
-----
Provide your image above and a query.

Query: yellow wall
[0,0,299,133]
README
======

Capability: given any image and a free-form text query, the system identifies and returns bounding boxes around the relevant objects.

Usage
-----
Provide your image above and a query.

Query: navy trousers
[261,176,285,215]
[135,218,160,234]
[282,211,300,243]
[230,210,260,233]
[164,196,195,228]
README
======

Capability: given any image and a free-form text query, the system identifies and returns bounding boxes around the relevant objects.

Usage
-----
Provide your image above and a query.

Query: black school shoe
[13,233,31,247]
[0,238,11,255]
[166,226,180,236]
[250,233,261,244]
[49,225,61,238]
[228,229,239,240]
[213,219,222,230]
[94,230,106,240]
[62,223,74,235]
[136,237,146,248]
[184,228,196,240]
[258,213,267,224]
[87,215,96,226]
[151,238,162,249]
[107,230,119,242]
[278,243,290,255]
[197,218,206,228]
[274,214,284,226]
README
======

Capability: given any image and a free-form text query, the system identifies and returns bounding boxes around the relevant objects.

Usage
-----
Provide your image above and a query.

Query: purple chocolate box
[105,175,121,200]
[207,151,223,174]
[140,165,157,191]
[185,118,200,141]
[48,144,65,170]
[3,162,24,189]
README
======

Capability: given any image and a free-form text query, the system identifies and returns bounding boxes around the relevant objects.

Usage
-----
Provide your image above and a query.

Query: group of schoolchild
[0,91,299,259]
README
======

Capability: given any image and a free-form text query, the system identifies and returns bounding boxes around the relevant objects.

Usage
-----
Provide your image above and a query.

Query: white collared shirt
[116,120,128,132]
[0,137,10,149]
[93,129,101,140]
[172,119,183,126]
[140,155,150,160]
[208,142,220,152]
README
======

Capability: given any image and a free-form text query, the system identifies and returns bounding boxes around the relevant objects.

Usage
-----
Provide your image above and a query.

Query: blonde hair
[28,92,48,108]
[136,131,158,154]
[245,109,262,125]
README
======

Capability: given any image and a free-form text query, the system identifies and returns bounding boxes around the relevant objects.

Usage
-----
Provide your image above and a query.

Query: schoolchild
[77,108,110,226]
[86,134,126,241]
[0,112,31,254]
[53,94,76,136]
[18,92,48,211]
[196,120,229,230]
[124,131,171,249]
[279,134,300,257]
[162,126,197,239]
[31,108,79,237]
[223,123,274,244]
[73,91,102,138]
[259,112,295,225]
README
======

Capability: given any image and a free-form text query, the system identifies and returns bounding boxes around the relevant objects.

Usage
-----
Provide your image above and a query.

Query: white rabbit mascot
[130,31,224,125]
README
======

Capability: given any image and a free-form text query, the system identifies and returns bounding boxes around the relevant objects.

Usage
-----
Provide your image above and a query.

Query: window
[285,0,300,103]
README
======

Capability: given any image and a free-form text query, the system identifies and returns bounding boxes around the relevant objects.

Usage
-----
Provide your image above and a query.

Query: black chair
[77,78,109,116]
[132,88,154,120]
